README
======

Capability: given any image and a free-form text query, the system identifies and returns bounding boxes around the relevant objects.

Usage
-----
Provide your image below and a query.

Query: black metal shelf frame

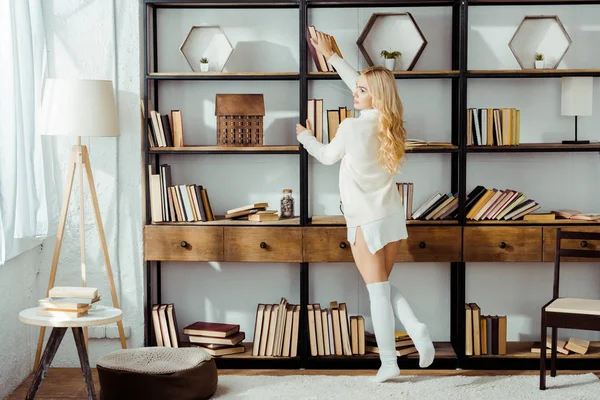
[142,0,597,370]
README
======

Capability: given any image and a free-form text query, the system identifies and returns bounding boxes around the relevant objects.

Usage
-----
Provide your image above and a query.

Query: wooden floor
[6,368,600,399]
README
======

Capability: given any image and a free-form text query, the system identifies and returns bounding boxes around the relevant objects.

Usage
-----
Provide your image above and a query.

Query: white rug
[212,373,600,399]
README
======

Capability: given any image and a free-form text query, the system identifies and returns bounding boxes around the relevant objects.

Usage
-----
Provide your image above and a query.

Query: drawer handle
[339,242,347,249]
[419,241,426,249]
[180,241,188,248]
[581,241,588,248]
[498,242,507,249]
[260,241,267,249]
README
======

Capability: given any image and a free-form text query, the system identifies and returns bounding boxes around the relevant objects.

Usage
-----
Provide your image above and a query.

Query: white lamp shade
[561,77,593,117]
[40,79,120,137]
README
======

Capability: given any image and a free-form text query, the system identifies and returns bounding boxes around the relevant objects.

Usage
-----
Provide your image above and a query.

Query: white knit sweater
[297,54,402,227]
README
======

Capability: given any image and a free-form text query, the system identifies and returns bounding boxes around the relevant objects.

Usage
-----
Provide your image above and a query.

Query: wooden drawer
[224,227,303,262]
[543,226,600,262]
[144,225,223,261]
[303,226,462,262]
[396,226,462,262]
[303,227,353,262]
[464,226,542,262]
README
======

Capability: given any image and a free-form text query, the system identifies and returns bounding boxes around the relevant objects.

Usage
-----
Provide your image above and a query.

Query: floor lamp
[561,77,593,144]
[34,79,127,369]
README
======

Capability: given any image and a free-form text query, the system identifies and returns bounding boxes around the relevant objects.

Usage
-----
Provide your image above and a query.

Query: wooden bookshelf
[309,215,459,225]
[471,341,600,359]
[149,145,300,154]
[152,216,301,225]
[467,69,600,78]
[308,70,459,79]
[308,342,455,359]
[466,219,600,225]
[181,342,300,358]
[467,143,600,153]
[147,72,299,80]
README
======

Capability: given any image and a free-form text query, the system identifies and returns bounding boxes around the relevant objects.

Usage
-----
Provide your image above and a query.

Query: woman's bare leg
[383,239,435,368]
[350,227,399,382]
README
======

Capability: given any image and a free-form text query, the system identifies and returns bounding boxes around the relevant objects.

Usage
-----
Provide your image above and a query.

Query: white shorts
[347,210,409,255]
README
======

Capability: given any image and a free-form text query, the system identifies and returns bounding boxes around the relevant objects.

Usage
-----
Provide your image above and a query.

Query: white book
[49,286,98,299]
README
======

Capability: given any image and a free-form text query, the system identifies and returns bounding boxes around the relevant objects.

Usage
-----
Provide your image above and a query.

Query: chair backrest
[553,228,600,298]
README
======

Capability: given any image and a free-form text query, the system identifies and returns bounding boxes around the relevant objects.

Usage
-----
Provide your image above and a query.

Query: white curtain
[0,0,58,265]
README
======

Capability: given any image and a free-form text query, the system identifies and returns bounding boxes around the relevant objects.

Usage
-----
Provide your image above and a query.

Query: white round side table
[19,305,122,400]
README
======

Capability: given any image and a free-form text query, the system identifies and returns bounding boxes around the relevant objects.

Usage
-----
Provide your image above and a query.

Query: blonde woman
[296,31,435,383]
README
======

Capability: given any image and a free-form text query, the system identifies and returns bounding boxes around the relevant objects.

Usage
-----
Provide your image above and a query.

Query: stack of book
[37,286,100,318]
[365,331,418,357]
[465,186,539,221]
[467,107,521,146]
[253,298,301,357]
[184,322,246,356]
[465,302,507,356]
[307,301,365,356]
[148,163,214,222]
[411,192,459,221]
[225,202,277,221]
[152,303,181,347]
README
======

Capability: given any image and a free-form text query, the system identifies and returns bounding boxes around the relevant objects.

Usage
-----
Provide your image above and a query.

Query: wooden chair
[540,228,600,390]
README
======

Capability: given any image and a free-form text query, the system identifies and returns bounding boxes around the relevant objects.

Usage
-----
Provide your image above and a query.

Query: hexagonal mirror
[508,16,572,70]
[356,12,427,71]
[179,25,234,72]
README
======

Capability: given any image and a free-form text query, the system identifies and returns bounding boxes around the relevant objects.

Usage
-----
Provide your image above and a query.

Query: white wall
[1,1,141,397]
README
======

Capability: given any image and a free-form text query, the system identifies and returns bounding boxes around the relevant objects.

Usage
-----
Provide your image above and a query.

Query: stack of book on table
[184,321,246,356]
[365,330,418,357]
[37,286,100,318]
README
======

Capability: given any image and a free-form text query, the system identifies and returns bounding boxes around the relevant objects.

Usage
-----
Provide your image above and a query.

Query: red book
[183,321,240,338]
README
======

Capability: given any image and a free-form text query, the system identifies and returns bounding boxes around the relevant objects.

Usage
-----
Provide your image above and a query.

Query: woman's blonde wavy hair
[361,66,407,175]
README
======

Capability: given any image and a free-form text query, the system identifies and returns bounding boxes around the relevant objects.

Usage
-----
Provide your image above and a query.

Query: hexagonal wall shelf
[179,25,234,72]
[508,16,572,70]
[356,13,427,71]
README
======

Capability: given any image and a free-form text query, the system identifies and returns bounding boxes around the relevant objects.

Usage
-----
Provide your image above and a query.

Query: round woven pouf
[97,347,218,400]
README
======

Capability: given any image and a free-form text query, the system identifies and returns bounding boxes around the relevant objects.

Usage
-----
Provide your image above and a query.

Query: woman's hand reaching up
[296,119,313,136]
[311,31,335,60]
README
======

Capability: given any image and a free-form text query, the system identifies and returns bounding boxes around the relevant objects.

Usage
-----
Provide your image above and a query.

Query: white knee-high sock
[366,281,400,383]
[390,284,435,368]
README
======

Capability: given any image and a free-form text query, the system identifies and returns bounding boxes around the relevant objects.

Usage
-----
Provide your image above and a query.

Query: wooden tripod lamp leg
[78,138,89,350]
[82,147,127,349]
[34,146,79,370]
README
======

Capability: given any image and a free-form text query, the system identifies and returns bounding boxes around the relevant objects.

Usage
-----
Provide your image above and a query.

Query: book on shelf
[405,139,454,148]
[141,99,185,148]
[151,304,181,348]
[328,107,354,143]
[565,337,590,355]
[467,107,520,146]
[551,209,600,221]
[252,299,301,357]
[183,321,240,338]
[307,301,366,356]
[464,186,539,221]
[306,26,343,72]
[465,303,506,356]
[184,320,247,356]
[410,191,459,221]
[307,99,323,143]
[148,163,214,223]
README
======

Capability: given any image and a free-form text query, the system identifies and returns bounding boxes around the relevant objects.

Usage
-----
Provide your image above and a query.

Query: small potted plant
[380,50,402,71]
[200,57,209,72]
[534,52,544,69]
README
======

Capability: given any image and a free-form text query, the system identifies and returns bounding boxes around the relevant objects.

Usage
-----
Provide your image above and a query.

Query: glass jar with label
[280,189,294,219]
